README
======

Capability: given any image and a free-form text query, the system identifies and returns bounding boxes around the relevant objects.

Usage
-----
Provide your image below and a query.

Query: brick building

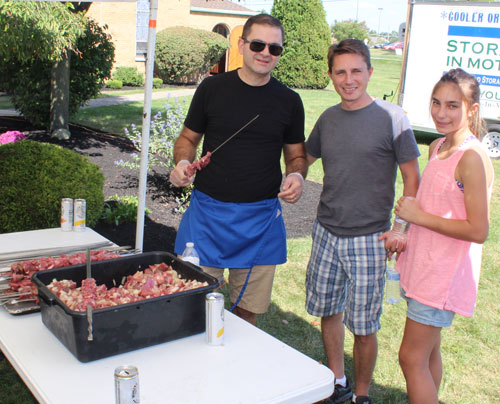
[86,0,258,74]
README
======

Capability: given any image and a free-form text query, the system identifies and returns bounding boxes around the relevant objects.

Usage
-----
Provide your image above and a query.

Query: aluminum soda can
[205,292,224,346]
[114,365,140,404]
[73,199,86,231]
[60,198,73,232]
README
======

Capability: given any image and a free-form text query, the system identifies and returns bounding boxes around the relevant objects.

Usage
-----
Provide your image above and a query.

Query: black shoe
[323,379,353,404]
[352,396,373,404]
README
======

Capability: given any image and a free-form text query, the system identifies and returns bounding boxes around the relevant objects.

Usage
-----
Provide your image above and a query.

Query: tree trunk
[50,53,71,140]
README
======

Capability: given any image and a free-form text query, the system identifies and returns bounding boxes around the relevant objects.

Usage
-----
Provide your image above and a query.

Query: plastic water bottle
[388,197,414,247]
[392,216,410,241]
[385,256,401,304]
[181,242,200,266]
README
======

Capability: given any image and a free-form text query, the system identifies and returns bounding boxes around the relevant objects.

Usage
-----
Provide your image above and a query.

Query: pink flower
[0,131,26,145]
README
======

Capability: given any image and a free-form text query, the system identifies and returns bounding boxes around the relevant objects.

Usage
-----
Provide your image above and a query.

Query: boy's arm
[399,158,420,197]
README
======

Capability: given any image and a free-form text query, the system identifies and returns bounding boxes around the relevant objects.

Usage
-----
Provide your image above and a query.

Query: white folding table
[0,228,334,403]
[0,308,333,403]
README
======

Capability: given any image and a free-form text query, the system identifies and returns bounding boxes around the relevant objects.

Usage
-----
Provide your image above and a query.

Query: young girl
[394,68,494,404]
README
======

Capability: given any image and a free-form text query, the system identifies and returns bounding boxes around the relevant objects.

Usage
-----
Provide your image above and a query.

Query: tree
[0,1,113,138]
[50,2,93,140]
[271,0,331,89]
[0,1,85,63]
[0,19,114,129]
[331,20,370,42]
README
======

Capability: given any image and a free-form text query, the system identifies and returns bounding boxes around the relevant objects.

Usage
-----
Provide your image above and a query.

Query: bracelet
[177,160,191,166]
[287,172,304,184]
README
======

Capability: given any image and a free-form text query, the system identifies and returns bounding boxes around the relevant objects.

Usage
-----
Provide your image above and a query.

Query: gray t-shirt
[306,98,420,236]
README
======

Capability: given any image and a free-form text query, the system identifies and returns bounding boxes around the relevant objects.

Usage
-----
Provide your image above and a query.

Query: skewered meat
[5,250,121,301]
[47,262,209,311]
[185,151,212,177]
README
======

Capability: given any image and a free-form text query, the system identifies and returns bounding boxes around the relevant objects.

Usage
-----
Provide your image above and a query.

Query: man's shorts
[401,288,455,328]
[305,220,386,335]
[202,265,276,314]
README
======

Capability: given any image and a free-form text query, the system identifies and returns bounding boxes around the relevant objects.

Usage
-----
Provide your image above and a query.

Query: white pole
[135,0,158,252]
[378,8,383,35]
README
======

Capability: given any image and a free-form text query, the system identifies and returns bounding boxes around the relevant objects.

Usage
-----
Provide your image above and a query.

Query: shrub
[272,0,331,89]
[106,79,123,89]
[116,96,189,171]
[0,19,114,128]
[152,77,163,89]
[101,195,151,226]
[154,26,229,84]
[0,140,105,233]
[116,96,194,213]
[112,66,144,87]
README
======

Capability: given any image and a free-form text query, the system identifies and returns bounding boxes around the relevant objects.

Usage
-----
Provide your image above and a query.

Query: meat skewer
[184,114,260,177]
[1,249,123,306]
[185,151,211,177]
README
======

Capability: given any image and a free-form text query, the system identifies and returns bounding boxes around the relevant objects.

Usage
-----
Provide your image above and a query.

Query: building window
[136,0,149,61]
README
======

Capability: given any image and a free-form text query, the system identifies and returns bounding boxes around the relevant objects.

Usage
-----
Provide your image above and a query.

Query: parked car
[391,42,404,50]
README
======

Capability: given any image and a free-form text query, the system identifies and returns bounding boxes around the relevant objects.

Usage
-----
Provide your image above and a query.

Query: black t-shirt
[184,70,305,203]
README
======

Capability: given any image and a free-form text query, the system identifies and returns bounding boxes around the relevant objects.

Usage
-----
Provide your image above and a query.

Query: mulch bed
[1,115,321,252]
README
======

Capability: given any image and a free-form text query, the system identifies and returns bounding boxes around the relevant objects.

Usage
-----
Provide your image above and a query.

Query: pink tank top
[396,137,486,317]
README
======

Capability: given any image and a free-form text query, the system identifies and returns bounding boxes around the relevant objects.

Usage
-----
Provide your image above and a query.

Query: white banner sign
[402,3,500,130]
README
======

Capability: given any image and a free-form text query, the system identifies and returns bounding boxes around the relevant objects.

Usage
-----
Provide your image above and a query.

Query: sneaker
[322,379,353,404]
[352,396,373,404]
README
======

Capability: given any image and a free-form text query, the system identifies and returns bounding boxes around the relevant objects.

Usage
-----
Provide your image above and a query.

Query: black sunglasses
[242,38,284,57]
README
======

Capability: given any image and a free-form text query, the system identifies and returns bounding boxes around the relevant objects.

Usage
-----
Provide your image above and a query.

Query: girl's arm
[395,147,491,243]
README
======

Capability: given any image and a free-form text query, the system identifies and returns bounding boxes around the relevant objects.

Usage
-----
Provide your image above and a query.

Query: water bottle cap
[186,242,194,248]
[394,216,407,224]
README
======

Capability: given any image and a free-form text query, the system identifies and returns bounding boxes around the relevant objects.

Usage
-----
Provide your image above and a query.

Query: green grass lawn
[266,146,500,404]
[0,95,13,110]
[97,85,182,98]
[2,49,499,403]
[0,86,182,112]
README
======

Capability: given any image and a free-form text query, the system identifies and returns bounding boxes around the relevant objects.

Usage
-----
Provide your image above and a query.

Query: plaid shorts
[306,220,386,335]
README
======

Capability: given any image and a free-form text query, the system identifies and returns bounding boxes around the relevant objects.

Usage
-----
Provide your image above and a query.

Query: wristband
[287,172,304,184]
[177,160,191,166]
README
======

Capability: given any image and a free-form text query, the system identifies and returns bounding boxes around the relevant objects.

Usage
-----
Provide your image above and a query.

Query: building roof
[190,0,256,13]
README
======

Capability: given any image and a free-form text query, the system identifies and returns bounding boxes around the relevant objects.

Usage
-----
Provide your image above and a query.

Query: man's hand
[169,160,194,187]
[278,173,304,204]
[379,231,406,259]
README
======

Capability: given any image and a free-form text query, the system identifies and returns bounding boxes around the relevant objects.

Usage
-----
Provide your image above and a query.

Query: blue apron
[174,190,287,268]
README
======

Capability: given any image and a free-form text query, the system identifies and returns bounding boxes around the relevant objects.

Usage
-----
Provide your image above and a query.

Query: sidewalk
[0,87,196,116]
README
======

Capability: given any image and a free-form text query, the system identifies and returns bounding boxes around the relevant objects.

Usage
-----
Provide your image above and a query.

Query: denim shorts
[402,288,455,328]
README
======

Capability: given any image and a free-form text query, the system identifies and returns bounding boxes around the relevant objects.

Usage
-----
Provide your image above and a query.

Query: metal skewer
[0,298,37,306]
[0,245,136,270]
[0,240,115,263]
[86,248,94,341]
[0,292,35,299]
[210,114,260,155]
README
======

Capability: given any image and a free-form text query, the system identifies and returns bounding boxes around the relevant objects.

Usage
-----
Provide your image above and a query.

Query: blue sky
[240,0,408,34]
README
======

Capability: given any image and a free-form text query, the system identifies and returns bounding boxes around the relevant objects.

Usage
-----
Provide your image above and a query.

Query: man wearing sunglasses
[170,14,307,327]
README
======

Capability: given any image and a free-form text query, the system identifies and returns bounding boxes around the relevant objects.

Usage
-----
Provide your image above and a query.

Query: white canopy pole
[135,0,158,252]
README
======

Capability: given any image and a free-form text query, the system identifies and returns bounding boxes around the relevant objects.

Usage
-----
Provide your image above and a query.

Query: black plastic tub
[31,251,218,362]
